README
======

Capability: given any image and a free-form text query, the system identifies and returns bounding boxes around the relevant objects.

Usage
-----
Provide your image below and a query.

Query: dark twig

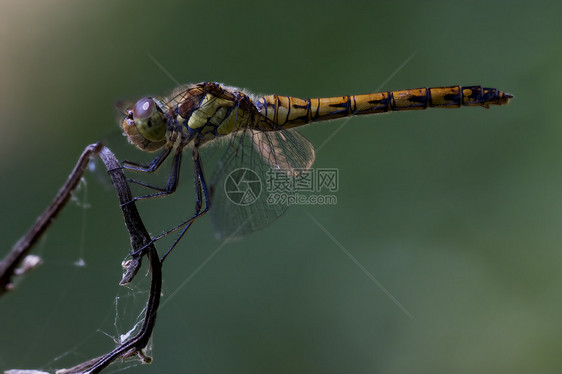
[0,143,104,296]
[56,146,162,374]
[2,143,162,374]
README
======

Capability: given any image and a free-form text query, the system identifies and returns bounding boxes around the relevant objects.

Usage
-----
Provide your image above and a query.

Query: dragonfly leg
[121,147,172,173]
[159,146,211,261]
[121,148,183,206]
[121,147,177,192]
[129,145,211,260]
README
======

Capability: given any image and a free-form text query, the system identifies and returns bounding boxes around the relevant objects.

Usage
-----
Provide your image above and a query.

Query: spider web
[1,171,154,374]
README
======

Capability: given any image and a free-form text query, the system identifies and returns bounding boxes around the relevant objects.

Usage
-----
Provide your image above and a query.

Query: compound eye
[130,97,167,143]
[133,97,156,119]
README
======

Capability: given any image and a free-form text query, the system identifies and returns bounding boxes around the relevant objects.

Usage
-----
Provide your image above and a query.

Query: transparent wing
[209,126,315,240]
[251,129,315,176]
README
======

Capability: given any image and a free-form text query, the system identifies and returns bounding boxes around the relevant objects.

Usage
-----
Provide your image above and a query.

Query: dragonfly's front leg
[122,147,175,193]
[122,148,183,205]
[122,147,172,173]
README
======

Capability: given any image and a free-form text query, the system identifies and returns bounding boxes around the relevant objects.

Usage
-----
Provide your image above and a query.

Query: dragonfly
[120,82,512,258]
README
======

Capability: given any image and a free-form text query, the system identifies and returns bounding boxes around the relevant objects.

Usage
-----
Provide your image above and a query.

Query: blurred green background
[1,1,560,373]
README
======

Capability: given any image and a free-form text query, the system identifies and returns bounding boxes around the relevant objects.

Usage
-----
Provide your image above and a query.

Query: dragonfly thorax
[175,94,244,145]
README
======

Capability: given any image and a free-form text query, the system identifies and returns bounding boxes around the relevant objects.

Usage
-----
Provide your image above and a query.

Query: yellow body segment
[256,86,512,131]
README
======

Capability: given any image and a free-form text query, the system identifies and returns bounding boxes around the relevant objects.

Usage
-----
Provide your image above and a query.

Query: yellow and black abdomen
[255,86,512,130]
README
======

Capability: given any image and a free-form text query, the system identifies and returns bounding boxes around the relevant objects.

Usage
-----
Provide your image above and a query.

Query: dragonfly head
[122,97,167,152]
